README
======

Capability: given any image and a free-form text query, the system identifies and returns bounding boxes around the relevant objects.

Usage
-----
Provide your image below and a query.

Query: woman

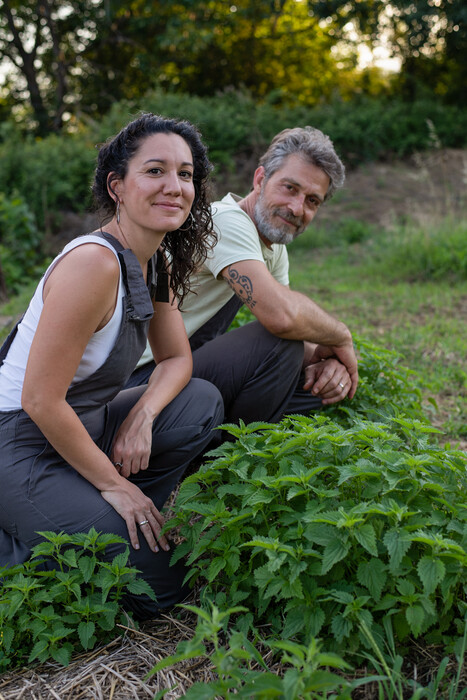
[0,113,224,619]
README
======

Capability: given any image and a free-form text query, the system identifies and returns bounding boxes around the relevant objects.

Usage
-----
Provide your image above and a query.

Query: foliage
[0,192,44,295]
[147,603,370,699]
[311,0,467,105]
[167,335,467,661]
[95,92,467,169]
[2,0,465,135]
[364,218,467,284]
[0,0,358,134]
[0,91,464,240]
[0,528,155,670]
[0,128,96,230]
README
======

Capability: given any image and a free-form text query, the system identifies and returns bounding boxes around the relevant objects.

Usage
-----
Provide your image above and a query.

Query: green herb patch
[0,529,154,670]
[167,337,467,664]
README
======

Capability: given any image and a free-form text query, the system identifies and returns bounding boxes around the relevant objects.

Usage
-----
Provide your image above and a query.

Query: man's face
[253,154,330,246]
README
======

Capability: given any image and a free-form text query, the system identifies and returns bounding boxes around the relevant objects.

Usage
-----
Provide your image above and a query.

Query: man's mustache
[273,208,303,228]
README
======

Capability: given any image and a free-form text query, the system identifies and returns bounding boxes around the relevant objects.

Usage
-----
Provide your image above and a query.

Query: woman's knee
[182,378,224,427]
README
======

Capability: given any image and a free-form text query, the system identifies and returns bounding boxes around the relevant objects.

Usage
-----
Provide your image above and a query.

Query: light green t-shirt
[137,193,289,366]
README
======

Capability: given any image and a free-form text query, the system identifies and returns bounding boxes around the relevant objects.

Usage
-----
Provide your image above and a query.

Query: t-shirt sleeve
[205,206,267,279]
[271,245,290,286]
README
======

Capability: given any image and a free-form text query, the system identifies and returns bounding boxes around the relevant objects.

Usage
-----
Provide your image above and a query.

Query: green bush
[0,193,45,294]
[0,529,154,670]
[0,92,466,233]
[167,339,467,662]
[168,414,467,656]
[0,130,95,230]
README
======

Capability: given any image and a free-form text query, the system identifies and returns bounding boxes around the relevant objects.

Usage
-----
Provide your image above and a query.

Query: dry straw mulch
[0,604,216,699]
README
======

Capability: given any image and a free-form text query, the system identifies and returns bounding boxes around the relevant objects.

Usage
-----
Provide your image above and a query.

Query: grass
[288,215,467,447]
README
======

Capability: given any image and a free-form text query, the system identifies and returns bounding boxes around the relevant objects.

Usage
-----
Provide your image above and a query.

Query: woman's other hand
[100,479,170,552]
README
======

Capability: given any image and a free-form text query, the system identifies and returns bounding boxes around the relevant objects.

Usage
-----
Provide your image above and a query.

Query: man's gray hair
[258,126,345,200]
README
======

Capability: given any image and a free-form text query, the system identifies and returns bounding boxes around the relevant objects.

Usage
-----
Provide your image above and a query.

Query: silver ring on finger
[138,519,149,527]
[114,461,123,468]
[338,382,345,389]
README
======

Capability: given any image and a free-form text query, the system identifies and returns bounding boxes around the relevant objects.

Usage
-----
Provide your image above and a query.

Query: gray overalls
[0,232,224,619]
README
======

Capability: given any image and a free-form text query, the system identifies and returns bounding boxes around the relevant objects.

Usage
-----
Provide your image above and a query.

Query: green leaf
[126,577,158,601]
[331,614,353,643]
[357,559,387,602]
[321,537,350,574]
[207,557,226,582]
[78,620,96,650]
[405,604,425,638]
[28,639,49,663]
[61,548,78,569]
[417,556,446,594]
[183,682,220,699]
[51,643,73,666]
[353,524,378,556]
[383,529,412,572]
[1,625,15,653]
[78,555,97,583]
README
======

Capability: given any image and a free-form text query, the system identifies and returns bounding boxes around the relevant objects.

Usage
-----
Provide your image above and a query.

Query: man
[128,126,358,424]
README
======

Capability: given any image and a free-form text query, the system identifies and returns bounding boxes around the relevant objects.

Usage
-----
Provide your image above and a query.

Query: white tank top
[0,235,124,411]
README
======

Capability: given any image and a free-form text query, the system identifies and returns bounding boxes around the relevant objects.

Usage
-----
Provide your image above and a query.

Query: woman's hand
[111,410,153,478]
[100,478,170,552]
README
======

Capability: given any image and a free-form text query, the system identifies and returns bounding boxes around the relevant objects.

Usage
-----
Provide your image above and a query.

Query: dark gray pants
[0,378,223,619]
[127,321,322,423]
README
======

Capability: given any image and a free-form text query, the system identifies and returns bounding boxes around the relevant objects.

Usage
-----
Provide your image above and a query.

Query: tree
[310,0,467,104]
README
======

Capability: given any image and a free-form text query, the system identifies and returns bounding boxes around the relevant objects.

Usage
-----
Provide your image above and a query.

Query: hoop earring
[116,199,121,224]
[178,211,194,232]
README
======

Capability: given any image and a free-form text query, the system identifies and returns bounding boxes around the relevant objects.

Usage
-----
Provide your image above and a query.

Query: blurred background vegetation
[0,0,466,299]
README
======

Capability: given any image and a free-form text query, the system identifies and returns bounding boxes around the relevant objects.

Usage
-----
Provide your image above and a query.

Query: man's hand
[309,343,358,399]
[303,358,352,405]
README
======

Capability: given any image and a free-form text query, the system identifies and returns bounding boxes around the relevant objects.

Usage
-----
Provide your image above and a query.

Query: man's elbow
[259,309,296,337]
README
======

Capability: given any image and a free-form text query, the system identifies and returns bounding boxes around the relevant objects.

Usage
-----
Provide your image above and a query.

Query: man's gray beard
[254,199,301,245]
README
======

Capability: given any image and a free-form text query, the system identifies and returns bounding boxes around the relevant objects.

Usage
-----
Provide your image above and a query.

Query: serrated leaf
[78,555,97,583]
[126,576,158,601]
[206,557,226,582]
[354,524,378,556]
[1,625,14,653]
[61,548,78,569]
[78,620,96,650]
[417,556,446,594]
[309,607,326,637]
[357,559,387,602]
[243,489,275,507]
[331,614,352,643]
[28,639,49,663]
[321,537,350,574]
[383,529,412,572]
[406,604,425,638]
[51,643,72,666]
[177,481,202,504]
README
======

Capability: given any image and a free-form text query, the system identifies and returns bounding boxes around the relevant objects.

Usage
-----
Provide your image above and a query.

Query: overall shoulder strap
[0,316,23,367]
[99,231,154,322]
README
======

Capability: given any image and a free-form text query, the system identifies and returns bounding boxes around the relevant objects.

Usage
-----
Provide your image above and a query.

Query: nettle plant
[0,529,154,669]
[168,411,467,657]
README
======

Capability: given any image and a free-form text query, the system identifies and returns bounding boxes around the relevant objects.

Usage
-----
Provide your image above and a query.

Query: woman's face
[115,132,195,237]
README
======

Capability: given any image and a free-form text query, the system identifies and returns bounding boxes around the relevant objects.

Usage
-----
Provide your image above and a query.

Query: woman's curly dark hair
[92,112,216,305]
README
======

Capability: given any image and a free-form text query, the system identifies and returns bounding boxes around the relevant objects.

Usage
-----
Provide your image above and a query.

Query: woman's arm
[21,244,169,553]
[111,288,193,476]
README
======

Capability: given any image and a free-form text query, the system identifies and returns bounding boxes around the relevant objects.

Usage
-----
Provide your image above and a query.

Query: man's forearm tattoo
[225,266,257,308]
